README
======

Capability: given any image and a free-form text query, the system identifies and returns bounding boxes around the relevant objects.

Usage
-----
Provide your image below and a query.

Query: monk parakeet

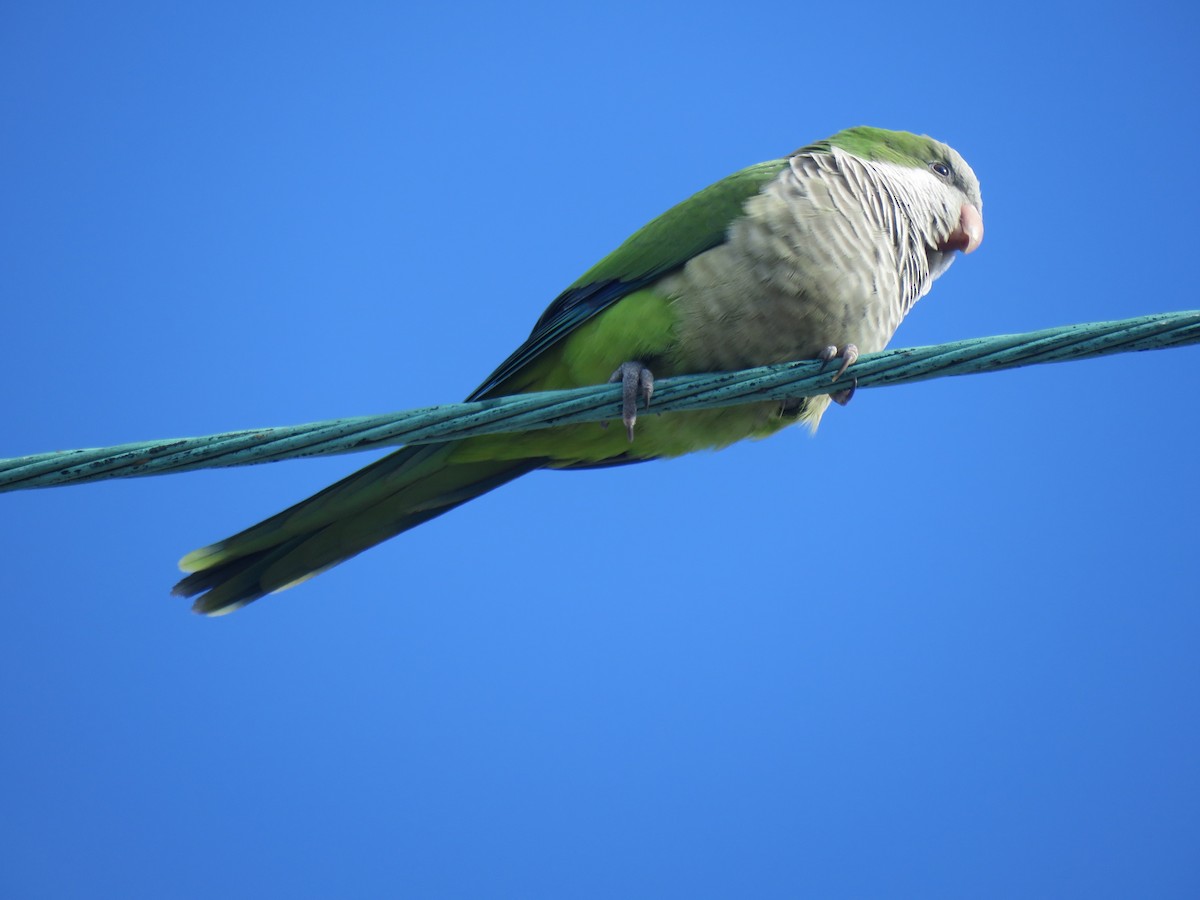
[175,126,983,615]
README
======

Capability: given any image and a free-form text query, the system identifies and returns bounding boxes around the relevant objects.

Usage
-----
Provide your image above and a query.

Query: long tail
[172,442,542,615]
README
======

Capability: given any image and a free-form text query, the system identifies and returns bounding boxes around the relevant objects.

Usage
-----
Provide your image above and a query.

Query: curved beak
[941,203,984,254]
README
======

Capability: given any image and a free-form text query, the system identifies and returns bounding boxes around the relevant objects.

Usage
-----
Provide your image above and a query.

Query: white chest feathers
[661,149,949,372]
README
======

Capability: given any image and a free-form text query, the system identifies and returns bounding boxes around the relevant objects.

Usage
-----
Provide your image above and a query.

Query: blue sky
[3,2,1199,897]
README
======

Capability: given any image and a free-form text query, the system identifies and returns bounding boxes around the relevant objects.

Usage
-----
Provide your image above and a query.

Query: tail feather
[179,444,454,574]
[174,442,542,615]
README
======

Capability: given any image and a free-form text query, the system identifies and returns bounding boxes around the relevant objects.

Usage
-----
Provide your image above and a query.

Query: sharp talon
[639,366,654,408]
[609,361,654,442]
[817,345,838,372]
[832,344,859,382]
[831,377,858,406]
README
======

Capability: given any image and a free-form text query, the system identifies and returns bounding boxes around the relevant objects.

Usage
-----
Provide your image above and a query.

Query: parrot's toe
[816,344,859,381]
[830,378,858,406]
[608,361,654,442]
[832,343,859,381]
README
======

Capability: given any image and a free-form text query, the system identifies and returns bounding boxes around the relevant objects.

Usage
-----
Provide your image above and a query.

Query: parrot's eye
[930,162,952,178]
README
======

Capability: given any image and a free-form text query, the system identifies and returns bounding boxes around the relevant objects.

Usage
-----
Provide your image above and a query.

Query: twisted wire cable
[3,310,1197,494]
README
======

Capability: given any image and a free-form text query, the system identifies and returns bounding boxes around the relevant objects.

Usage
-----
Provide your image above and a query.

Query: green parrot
[175,126,983,615]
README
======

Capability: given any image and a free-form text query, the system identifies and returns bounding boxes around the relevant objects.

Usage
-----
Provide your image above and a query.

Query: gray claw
[609,361,654,442]
[832,343,859,382]
[830,377,858,406]
[816,344,859,381]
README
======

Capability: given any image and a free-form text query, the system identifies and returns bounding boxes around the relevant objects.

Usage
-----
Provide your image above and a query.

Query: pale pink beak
[942,203,984,254]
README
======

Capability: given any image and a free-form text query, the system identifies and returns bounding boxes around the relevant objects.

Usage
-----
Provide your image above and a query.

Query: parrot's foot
[830,379,858,406]
[608,361,654,442]
[817,344,860,382]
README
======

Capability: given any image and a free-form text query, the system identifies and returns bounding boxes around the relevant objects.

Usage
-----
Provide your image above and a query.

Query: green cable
[3,310,1197,494]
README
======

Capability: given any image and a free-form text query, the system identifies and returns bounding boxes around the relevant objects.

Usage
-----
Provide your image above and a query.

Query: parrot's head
[805,126,984,282]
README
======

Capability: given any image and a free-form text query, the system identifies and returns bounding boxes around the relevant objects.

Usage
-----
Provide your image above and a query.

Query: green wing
[175,157,789,613]
[468,158,788,400]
